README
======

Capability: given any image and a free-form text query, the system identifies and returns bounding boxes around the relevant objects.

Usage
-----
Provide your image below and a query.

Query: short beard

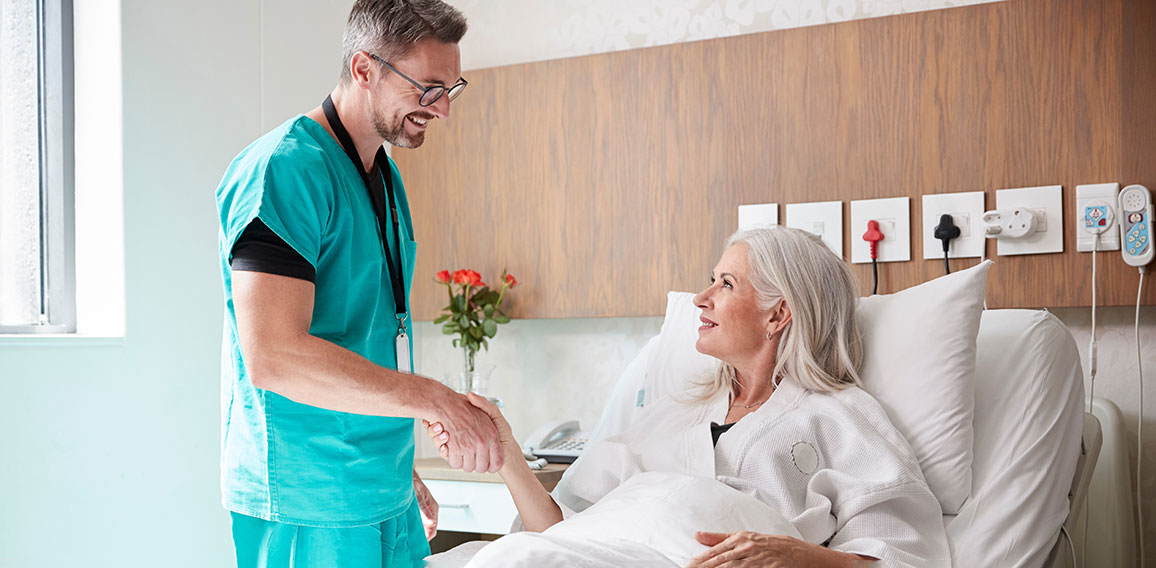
[374,107,426,149]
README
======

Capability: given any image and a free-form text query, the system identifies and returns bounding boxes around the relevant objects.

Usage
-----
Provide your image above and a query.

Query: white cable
[980,232,994,311]
[1060,524,1077,568]
[1090,233,1100,412]
[1136,266,1146,568]
[1083,233,1100,568]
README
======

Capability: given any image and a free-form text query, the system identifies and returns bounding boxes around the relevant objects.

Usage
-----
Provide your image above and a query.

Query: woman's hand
[425,393,519,469]
[685,531,875,568]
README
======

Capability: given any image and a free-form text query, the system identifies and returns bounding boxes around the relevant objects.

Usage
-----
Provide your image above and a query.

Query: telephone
[525,419,589,464]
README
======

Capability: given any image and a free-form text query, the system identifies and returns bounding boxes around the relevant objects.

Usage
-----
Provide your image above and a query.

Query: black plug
[934,214,961,274]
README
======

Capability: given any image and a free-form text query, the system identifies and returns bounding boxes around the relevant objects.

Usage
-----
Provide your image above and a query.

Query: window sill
[0,334,125,347]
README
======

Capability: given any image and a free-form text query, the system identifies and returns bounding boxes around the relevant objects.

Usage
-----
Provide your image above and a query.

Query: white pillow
[644,261,991,515]
[855,260,991,514]
[644,292,719,405]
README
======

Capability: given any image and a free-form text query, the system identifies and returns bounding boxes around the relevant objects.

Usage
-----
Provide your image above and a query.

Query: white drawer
[425,479,518,535]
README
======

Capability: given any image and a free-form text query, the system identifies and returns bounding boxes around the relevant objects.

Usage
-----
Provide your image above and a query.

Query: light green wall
[0,1,347,565]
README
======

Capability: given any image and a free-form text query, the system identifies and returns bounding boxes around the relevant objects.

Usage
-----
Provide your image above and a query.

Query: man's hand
[413,470,438,541]
[429,389,503,473]
[685,531,875,568]
[426,393,519,471]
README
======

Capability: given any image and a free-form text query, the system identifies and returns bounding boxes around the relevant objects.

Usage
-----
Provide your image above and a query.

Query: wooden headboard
[394,0,1156,319]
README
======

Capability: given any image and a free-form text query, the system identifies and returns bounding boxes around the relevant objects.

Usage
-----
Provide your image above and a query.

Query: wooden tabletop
[414,457,569,492]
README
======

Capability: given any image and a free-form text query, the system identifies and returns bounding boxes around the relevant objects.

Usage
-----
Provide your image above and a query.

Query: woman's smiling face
[692,244,777,364]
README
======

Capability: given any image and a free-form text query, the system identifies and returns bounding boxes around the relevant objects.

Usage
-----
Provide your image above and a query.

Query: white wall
[454,0,1004,71]
[412,317,662,455]
[0,0,350,565]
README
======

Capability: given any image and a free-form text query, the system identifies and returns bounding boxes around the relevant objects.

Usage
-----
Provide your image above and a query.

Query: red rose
[465,270,483,286]
[436,270,451,284]
[505,274,518,287]
[452,270,470,285]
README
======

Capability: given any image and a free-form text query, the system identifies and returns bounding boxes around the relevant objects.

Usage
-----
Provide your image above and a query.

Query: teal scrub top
[215,115,417,527]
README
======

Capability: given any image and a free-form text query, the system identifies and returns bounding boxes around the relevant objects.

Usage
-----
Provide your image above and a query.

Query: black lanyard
[321,95,408,328]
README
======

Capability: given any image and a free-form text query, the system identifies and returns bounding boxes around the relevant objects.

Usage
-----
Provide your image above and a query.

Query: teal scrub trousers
[230,499,430,568]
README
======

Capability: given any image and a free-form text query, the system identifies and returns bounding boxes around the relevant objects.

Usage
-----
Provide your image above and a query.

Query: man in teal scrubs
[214,1,502,566]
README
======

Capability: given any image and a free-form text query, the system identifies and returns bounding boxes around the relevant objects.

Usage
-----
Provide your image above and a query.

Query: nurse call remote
[1119,184,1154,267]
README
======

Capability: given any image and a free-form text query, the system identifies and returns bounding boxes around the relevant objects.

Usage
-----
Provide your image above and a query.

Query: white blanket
[426,472,802,568]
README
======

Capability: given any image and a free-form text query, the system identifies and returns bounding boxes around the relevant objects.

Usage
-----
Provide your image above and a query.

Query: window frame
[0,0,76,334]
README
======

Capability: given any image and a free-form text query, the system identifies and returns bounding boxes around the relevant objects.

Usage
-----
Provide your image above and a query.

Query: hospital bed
[430,280,1132,567]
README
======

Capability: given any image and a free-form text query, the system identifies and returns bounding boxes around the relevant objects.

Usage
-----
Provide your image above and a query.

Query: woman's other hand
[685,531,875,568]
[422,418,452,459]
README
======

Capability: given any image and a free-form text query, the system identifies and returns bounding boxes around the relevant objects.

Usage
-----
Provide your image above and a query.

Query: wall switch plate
[994,185,1064,256]
[785,201,843,256]
[850,197,910,263]
[1075,183,1121,252]
[738,203,778,230]
[921,192,985,259]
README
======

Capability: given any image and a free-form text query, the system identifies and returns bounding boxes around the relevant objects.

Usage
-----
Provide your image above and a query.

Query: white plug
[982,208,1039,239]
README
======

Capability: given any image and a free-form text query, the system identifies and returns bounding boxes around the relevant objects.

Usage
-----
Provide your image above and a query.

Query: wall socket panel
[921,191,985,259]
[850,197,911,263]
[785,201,843,256]
[994,185,1064,256]
[738,203,778,230]
[1075,183,1121,252]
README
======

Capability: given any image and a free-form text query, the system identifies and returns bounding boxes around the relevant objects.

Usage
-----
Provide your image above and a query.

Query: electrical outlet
[850,197,911,263]
[738,203,778,230]
[994,185,1064,256]
[785,201,843,256]
[1075,183,1121,252]
[922,192,985,259]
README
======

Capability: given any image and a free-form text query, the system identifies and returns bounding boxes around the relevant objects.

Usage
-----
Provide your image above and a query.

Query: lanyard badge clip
[395,313,411,373]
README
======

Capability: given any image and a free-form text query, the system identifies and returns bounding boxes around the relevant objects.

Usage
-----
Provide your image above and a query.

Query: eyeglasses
[368,53,467,107]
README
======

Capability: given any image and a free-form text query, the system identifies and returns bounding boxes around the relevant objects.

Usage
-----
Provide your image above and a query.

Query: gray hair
[340,0,468,83]
[702,227,864,397]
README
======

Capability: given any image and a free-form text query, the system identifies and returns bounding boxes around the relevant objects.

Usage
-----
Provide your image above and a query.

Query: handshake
[423,389,517,473]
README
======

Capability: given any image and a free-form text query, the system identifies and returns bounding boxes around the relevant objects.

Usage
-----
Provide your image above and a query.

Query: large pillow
[643,261,991,515]
[857,260,990,514]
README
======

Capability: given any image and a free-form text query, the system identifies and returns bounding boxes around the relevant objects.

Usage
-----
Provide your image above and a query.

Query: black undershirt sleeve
[230,218,316,283]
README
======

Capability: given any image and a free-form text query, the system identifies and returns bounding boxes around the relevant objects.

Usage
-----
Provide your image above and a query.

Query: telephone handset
[525,419,589,464]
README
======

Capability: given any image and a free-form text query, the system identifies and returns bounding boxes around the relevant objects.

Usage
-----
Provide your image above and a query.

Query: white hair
[699,226,864,397]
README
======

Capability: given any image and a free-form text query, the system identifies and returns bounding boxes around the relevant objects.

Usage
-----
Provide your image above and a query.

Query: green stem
[496,282,509,307]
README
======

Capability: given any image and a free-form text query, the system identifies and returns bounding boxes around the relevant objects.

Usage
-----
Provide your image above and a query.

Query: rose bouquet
[433,269,518,373]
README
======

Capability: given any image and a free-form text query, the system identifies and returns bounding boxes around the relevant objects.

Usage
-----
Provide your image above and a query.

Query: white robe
[552,377,952,567]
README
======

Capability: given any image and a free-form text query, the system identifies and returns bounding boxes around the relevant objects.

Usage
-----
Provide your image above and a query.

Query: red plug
[862,220,884,259]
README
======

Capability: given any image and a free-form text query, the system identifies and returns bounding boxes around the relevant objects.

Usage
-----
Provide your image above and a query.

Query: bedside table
[414,457,569,535]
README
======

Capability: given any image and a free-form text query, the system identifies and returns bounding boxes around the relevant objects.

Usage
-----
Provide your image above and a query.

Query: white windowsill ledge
[0,334,125,347]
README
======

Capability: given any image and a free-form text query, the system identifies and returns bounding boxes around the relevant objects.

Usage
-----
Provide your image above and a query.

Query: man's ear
[348,51,376,89]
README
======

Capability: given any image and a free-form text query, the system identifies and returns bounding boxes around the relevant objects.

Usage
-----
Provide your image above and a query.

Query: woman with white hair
[426,227,950,567]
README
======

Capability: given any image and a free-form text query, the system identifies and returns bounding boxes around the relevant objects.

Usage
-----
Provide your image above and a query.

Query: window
[0,0,74,333]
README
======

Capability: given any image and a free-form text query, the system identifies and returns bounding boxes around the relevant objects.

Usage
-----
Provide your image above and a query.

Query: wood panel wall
[394,0,1156,320]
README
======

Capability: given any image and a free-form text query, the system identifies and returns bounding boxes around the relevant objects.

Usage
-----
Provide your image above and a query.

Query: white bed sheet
[426,472,801,568]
